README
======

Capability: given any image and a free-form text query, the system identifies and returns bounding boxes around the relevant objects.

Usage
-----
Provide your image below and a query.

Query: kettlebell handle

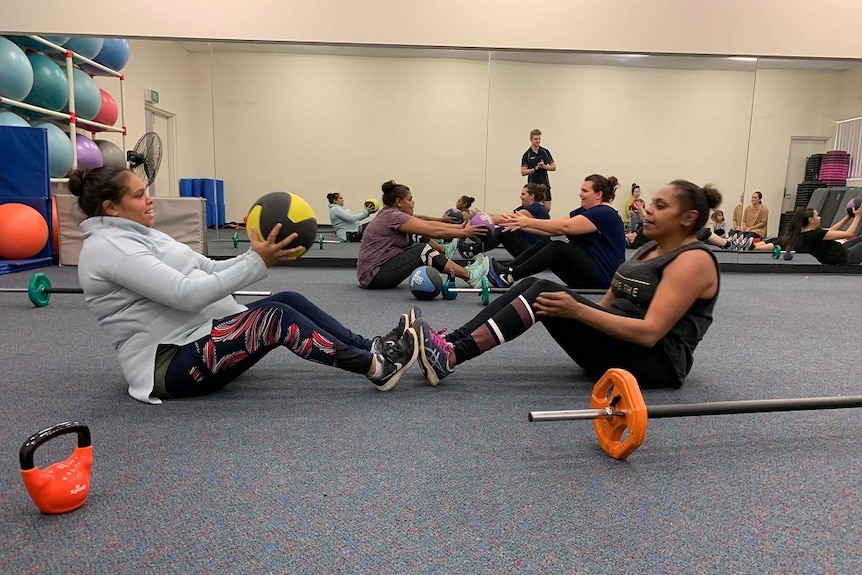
[19,421,91,471]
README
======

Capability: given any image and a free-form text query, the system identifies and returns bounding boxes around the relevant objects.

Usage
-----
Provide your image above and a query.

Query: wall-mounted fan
[126,132,162,186]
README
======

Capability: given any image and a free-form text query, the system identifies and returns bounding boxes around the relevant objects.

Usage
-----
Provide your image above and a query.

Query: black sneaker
[486,257,511,288]
[370,327,419,391]
[371,313,409,355]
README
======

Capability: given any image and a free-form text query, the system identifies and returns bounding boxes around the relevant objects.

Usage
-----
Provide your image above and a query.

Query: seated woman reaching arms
[327,192,377,242]
[73,166,419,403]
[357,180,491,290]
[782,205,862,264]
[410,179,721,389]
[480,183,551,258]
[487,174,626,290]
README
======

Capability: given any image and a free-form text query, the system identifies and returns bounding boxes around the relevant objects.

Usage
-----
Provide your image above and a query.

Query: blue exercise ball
[409,266,444,300]
[62,67,101,120]
[9,36,70,51]
[0,36,34,100]
[31,121,74,178]
[93,39,130,72]
[24,53,68,112]
[0,110,31,127]
[64,37,104,60]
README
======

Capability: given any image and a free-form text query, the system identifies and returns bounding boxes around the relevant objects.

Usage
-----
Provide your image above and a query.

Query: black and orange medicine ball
[245,192,318,256]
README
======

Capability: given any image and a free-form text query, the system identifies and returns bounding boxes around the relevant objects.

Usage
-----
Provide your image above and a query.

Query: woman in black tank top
[409,180,722,389]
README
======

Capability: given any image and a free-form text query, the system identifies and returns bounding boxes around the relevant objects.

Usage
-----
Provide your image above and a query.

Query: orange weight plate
[590,369,648,460]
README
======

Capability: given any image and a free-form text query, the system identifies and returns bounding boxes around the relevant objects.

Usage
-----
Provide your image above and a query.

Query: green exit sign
[144,89,159,103]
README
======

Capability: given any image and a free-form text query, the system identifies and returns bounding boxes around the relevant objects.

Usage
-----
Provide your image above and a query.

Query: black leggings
[844,236,862,264]
[445,277,681,389]
[483,228,549,258]
[366,243,449,289]
[507,239,599,288]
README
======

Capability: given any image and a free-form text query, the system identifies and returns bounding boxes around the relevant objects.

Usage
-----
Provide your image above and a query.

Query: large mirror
[5,31,861,266]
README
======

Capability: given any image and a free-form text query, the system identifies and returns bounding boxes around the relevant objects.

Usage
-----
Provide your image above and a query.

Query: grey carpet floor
[0,265,860,574]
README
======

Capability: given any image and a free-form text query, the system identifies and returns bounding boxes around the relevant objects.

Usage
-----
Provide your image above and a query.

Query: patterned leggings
[161,292,374,398]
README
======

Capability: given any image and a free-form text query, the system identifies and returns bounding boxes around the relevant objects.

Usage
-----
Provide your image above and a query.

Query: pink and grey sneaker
[413,318,455,386]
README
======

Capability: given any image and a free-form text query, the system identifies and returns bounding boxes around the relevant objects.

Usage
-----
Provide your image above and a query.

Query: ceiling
[176,40,860,72]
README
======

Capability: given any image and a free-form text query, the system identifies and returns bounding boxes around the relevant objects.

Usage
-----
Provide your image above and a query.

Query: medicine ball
[364,197,380,212]
[245,192,318,255]
[847,197,862,217]
[409,266,443,300]
[444,208,464,224]
[458,210,495,258]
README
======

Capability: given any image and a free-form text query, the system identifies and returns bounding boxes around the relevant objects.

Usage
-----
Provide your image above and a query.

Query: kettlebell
[19,422,93,514]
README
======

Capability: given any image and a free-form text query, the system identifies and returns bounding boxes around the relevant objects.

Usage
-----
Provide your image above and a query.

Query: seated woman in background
[486,174,626,290]
[623,183,645,233]
[73,166,419,402]
[729,191,769,240]
[327,192,377,242]
[782,205,862,264]
[442,195,478,224]
[357,180,490,289]
[410,179,722,389]
[481,183,551,258]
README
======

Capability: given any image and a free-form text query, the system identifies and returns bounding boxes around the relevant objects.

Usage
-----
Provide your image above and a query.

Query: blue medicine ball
[409,266,443,301]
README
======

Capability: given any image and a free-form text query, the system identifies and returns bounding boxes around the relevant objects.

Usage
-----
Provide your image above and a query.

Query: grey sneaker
[370,327,419,391]
[371,313,409,355]
[465,253,490,288]
[413,318,455,386]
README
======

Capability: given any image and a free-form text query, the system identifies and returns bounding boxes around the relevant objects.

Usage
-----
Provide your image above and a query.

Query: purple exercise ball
[76,133,104,169]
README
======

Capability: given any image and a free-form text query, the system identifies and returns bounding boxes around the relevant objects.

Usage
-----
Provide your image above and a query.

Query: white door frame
[144,105,178,197]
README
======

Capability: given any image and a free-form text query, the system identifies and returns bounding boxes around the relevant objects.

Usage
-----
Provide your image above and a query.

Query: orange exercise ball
[0,203,50,260]
[51,197,60,252]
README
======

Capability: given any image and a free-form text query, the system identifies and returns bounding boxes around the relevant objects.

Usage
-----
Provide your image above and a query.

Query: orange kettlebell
[19,422,93,514]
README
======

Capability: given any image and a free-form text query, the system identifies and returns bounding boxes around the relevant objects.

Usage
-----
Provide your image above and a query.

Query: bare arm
[521,165,536,177]
[532,249,718,347]
[501,212,597,237]
[399,216,485,240]
[824,210,862,240]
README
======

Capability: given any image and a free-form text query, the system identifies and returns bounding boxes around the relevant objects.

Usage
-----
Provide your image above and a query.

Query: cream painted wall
[4,1,862,59]
[745,69,844,234]
[209,53,490,222]
[484,63,757,219]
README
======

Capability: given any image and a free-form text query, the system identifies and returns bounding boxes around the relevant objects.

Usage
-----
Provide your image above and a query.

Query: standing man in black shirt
[520,128,556,212]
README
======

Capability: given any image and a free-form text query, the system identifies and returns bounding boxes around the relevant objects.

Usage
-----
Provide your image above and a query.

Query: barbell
[440,274,606,305]
[0,273,272,308]
[529,368,862,460]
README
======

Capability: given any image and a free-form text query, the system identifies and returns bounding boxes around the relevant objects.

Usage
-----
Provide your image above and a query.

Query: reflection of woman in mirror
[443,195,477,223]
[410,179,721,389]
[623,184,645,233]
[480,183,551,258]
[356,180,490,289]
[730,191,769,239]
[782,206,862,264]
[327,192,376,242]
[486,175,626,290]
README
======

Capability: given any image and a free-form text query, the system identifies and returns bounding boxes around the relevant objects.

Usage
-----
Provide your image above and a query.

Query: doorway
[144,106,178,197]
[782,136,830,212]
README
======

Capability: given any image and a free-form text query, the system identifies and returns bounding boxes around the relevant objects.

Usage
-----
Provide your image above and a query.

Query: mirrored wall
[6,32,861,262]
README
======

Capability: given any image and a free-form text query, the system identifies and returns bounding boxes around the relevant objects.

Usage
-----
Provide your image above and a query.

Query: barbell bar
[528,368,862,460]
[0,273,271,308]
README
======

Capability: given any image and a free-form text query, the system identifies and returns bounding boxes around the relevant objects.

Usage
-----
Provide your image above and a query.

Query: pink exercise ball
[90,89,118,130]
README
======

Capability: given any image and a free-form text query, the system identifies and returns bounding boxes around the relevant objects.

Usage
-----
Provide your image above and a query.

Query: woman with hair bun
[410,179,722,390]
[486,174,626,290]
[71,166,419,402]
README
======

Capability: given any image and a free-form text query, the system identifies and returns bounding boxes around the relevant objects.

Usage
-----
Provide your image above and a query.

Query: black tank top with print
[608,240,719,384]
